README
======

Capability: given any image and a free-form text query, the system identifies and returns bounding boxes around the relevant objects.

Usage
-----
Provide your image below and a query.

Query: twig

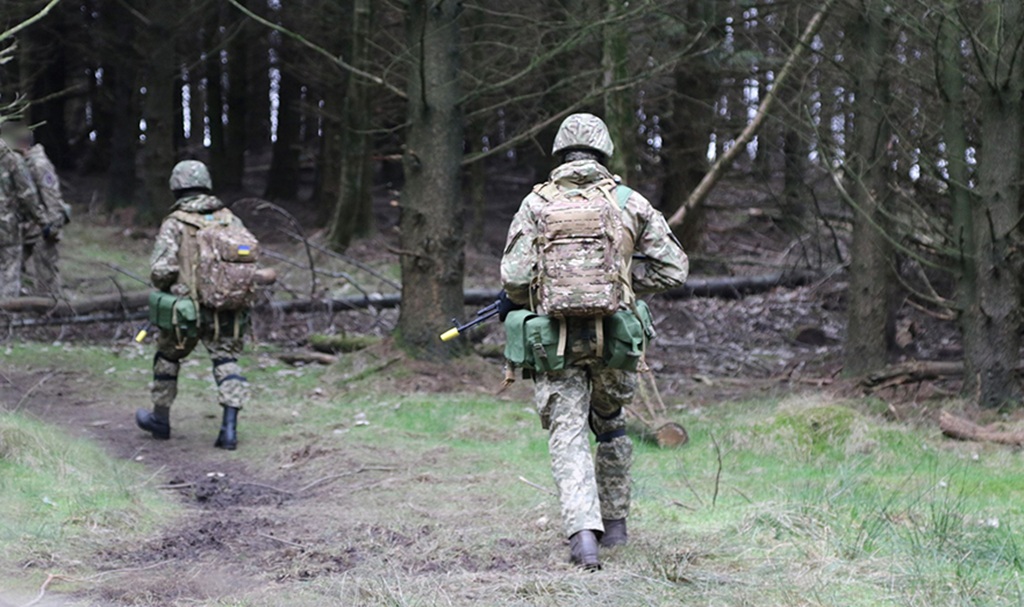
[710,431,723,509]
[670,499,697,512]
[0,0,62,43]
[12,371,56,412]
[295,465,399,494]
[156,482,195,490]
[518,475,557,497]
[19,573,55,607]
[257,532,305,549]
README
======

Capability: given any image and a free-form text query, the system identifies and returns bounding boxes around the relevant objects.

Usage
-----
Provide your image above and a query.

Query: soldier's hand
[498,290,520,322]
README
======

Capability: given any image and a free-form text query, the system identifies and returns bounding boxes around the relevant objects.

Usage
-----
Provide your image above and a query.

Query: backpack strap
[615,185,633,210]
[168,210,203,305]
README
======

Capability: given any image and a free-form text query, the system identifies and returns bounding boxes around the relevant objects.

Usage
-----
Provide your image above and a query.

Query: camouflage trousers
[22,239,61,296]
[0,241,21,298]
[151,316,249,412]
[534,363,635,538]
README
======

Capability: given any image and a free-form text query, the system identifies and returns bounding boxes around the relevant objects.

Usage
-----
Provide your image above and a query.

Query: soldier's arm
[630,196,689,296]
[2,150,44,227]
[500,196,540,305]
[150,219,183,291]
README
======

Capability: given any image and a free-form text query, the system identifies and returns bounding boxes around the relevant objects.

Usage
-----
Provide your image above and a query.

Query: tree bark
[264,9,303,201]
[602,0,634,183]
[137,0,178,223]
[328,0,375,251]
[224,0,250,190]
[963,0,1024,407]
[105,7,138,210]
[396,0,466,357]
[842,0,894,377]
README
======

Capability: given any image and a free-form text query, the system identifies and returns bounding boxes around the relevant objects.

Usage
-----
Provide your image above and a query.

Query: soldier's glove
[497,290,522,322]
[42,224,60,242]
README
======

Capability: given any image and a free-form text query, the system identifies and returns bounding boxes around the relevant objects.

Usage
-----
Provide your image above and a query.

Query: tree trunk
[137,1,177,223]
[963,0,1024,407]
[224,0,251,189]
[396,0,466,357]
[22,5,71,169]
[660,0,719,250]
[206,6,227,186]
[328,0,375,251]
[843,0,894,377]
[264,18,302,201]
[602,0,634,183]
[778,2,809,234]
[105,8,138,210]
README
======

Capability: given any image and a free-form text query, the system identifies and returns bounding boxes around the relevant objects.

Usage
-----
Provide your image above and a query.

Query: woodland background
[2,0,1024,408]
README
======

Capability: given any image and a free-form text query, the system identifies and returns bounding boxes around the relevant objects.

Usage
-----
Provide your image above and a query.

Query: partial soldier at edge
[0,131,45,298]
[500,113,689,570]
[2,120,71,296]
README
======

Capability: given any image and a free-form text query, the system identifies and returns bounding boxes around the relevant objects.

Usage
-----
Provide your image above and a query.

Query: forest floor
[3,172,1015,606]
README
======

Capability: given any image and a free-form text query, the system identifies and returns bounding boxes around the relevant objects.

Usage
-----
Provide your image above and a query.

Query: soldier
[500,113,688,569]
[136,160,254,450]
[0,132,45,298]
[2,121,71,296]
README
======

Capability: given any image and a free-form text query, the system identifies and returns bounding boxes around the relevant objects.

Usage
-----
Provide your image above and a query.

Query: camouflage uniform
[149,192,250,414]
[502,156,688,540]
[0,139,44,298]
[19,144,69,296]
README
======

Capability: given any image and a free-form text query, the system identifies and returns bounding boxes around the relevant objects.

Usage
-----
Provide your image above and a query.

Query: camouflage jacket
[150,193,243,293]
[22,144,70,229]
[0,139,44,246]
[501,159,689,306]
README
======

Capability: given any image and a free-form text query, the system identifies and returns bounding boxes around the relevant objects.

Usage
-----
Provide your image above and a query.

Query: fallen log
[861,360,966,389]
[939,410,1024,447]
[0,271,819,325]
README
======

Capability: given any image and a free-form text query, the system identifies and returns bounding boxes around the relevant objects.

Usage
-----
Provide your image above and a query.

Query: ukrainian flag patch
[238,245,252,256]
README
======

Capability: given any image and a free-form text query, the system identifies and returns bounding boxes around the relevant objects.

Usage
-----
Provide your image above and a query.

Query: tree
[137,0,178,222]
[957,0,1024,407]
[842,0,895,377]
[396,0,466,356]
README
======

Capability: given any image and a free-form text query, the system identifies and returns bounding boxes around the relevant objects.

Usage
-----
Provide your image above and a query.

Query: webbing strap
[217,373,247,385]
[593,406,623,420]
[153,373,177,382]
[557,321,568,358]
[595,318,604,357]
[595,428,626,443]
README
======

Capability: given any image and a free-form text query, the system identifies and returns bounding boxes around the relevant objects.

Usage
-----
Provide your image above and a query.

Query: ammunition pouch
[503,300,654,373]
[504,311,565,373]
[602,300,654,371]
[148,291,199,339]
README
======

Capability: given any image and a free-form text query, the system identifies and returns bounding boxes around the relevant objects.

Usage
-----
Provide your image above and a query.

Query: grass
[0,409,171,581]
[5,340,1024,605]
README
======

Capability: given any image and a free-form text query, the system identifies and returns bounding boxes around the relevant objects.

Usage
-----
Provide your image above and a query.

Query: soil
[1,171,969,605]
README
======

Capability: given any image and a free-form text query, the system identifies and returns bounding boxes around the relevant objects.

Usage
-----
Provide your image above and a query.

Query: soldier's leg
[590,366,636,545]
[0,241,22,298]
[31,239,61,295]
[204,329,248,450]
[535,367,603,539]
[138,330,197,439]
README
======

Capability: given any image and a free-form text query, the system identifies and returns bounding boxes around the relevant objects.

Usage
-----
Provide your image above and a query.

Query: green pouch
[148,291,199,338]
[503,310,565,372]
[602,300,654,371]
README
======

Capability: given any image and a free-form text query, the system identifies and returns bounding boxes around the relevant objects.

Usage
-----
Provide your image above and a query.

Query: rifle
[439,298,501,342]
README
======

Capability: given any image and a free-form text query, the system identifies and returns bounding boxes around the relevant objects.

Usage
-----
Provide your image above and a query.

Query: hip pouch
[602,300,655,371]
[148,291,199,339]
[503,310,565,373]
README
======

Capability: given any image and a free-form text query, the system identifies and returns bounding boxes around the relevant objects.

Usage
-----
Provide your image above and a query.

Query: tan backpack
[172,208,260,311]
[533,179,634,317]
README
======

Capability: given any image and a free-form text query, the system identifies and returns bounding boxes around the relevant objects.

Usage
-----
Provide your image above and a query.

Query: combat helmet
[169,159,213,192]
[551,113,614,158]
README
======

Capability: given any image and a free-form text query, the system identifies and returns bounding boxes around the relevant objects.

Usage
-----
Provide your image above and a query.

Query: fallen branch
[518,475,557,497]
[861,360,968,390]
[277,351,339,366]
[939,410,1024,446]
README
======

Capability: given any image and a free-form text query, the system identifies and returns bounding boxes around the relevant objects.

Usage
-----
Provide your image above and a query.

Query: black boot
[135,408,170,440]
[214,406,239,450]
[569,530,601,570]
[601,518,627,548]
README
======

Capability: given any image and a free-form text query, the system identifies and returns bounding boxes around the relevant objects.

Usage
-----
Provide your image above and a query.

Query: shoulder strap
[615,185,633,210]
[169,211,201,302]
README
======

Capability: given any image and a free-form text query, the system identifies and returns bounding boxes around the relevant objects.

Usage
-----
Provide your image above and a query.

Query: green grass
[6,341,1024,605]
[0,410,171,574]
